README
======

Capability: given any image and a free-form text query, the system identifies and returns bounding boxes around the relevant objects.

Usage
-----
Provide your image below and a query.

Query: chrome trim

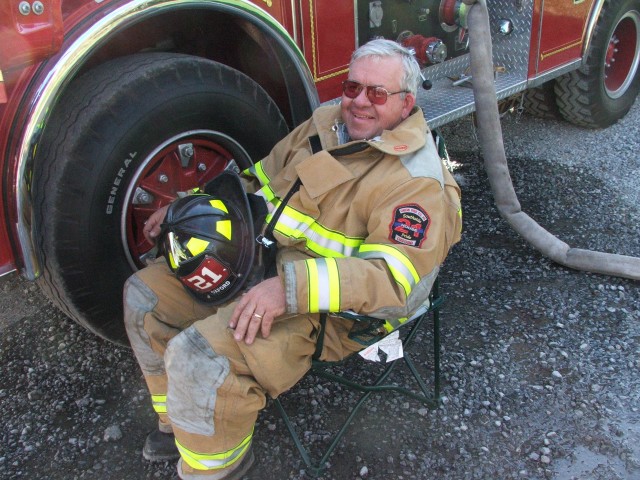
[583,0,606,61]
[0,268,18,278]
[534,0,544,75]
[527,59,582,88]
[291,0,298,45]
[15,0,318,280]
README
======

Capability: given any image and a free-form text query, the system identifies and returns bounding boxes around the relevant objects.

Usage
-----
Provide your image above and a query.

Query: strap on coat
[256,135,323,277]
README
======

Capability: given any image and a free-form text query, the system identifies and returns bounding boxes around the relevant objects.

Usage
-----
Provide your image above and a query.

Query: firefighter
[124,38,462,479]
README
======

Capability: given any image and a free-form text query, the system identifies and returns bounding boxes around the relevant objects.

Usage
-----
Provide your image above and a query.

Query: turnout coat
[243,104,462,330]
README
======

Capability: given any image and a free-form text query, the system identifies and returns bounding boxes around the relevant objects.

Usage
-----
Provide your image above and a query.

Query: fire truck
[1,0,638,344]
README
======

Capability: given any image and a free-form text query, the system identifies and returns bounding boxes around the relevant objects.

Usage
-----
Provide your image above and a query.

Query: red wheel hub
[124,132,241,268]
[604,12,640,97]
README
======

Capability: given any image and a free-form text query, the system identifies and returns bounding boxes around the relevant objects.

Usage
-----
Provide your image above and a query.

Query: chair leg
[433,305,441,400]
[274,284,444,475]
[272,397,325,476]
[431,279,442,400]
[273,392,371,477]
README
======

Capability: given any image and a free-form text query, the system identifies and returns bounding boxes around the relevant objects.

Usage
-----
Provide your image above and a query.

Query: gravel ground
[1,101,639,480]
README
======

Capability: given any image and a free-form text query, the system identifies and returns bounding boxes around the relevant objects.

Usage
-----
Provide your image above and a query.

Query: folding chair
[272,278,444,477]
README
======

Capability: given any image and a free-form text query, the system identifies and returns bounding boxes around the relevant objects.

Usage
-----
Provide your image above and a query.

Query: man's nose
[353,87,372,106]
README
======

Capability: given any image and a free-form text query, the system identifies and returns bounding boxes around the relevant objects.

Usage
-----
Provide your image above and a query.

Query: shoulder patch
[389,204,430,247]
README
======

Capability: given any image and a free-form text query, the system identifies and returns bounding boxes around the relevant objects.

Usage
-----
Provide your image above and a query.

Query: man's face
[341,56,416,141]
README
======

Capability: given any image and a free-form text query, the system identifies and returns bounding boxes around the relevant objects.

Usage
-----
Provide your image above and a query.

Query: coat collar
[295,105,429,199]
[311,104,428,155]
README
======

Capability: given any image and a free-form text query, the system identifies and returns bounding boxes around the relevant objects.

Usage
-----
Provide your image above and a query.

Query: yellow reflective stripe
[357,244,420,297]
[168,251,178,270]
[263,196,282,223]
[244,162,276,203]
[383,317,409,332]
[458,206,463,231]
[209,199,228,213]
[151,394,167,414]
[306,258,340,312]
[274,206,363,258]
[186,237,210,256]
[216,219,232,240]
[244,161,271,187]
[260,184,277,203]
[307,260,319,311]
[176,429,252,471]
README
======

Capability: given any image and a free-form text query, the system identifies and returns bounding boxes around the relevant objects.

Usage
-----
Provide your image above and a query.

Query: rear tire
[555,0,640,128]
[522,81,560,119]
[33,53,289,344]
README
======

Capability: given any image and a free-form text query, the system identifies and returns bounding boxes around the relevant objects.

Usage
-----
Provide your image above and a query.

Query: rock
[103,425,122,442]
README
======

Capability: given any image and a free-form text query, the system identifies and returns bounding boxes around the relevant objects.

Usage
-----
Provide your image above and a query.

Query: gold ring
[253,313,263,319]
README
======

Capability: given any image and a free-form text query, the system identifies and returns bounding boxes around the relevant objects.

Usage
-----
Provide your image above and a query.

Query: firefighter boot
[177,448,255,479]
[143,429,180,462]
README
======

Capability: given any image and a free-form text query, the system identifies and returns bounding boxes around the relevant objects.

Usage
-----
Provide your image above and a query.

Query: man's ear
[401,93,416,119]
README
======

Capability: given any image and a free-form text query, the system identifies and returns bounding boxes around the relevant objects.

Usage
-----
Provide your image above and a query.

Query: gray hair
[350,39,421,96]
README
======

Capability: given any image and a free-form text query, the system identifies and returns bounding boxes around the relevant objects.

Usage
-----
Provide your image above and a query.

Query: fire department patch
[389,204,430,247]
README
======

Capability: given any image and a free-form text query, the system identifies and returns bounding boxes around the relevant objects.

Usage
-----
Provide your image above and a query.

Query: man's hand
[229,277,286,345]
[143,204,170,243]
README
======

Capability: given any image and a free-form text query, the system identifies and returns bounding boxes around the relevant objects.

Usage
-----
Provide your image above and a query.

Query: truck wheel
[555,0,640,128]
[522,81,559,119]
[33,53,289,345]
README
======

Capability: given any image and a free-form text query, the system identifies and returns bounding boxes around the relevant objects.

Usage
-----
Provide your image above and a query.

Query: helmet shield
[160,171,255,304]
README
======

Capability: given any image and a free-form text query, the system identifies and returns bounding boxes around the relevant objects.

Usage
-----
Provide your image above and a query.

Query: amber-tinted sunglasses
[342,80,409,105]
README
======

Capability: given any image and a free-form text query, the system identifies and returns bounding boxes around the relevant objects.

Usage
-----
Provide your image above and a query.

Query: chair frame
[272,279,443,477]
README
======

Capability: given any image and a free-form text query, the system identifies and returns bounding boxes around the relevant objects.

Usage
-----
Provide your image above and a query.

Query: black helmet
[160,171,255,304]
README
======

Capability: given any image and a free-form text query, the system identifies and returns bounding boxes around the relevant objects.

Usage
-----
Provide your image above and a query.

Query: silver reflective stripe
[176,431,252,471]
[275,208,362,257]
[357,248,417,294]
[255,189,276,213]
[313,259,333,311]
[283,262,298,313]
[152,394,167,413]
[368,266,440,320]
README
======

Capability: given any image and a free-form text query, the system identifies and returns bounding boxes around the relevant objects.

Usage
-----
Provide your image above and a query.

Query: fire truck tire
[555,0,640,128]
[522,81,560,119]
[32,53,288,345]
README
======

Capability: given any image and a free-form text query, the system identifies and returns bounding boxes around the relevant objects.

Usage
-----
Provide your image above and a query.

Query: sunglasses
[342,80,409,105]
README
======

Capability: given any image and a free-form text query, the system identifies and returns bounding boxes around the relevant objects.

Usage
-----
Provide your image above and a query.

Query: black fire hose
[466,0,640,280]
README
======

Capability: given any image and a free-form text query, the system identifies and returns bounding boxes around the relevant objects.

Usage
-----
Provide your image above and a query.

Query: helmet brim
[200,171,256,302]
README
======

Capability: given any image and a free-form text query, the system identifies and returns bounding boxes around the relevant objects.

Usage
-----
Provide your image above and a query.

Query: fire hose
[464,0,640,280]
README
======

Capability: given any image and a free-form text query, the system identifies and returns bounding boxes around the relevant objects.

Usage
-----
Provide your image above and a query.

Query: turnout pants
[124,260,362,478]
